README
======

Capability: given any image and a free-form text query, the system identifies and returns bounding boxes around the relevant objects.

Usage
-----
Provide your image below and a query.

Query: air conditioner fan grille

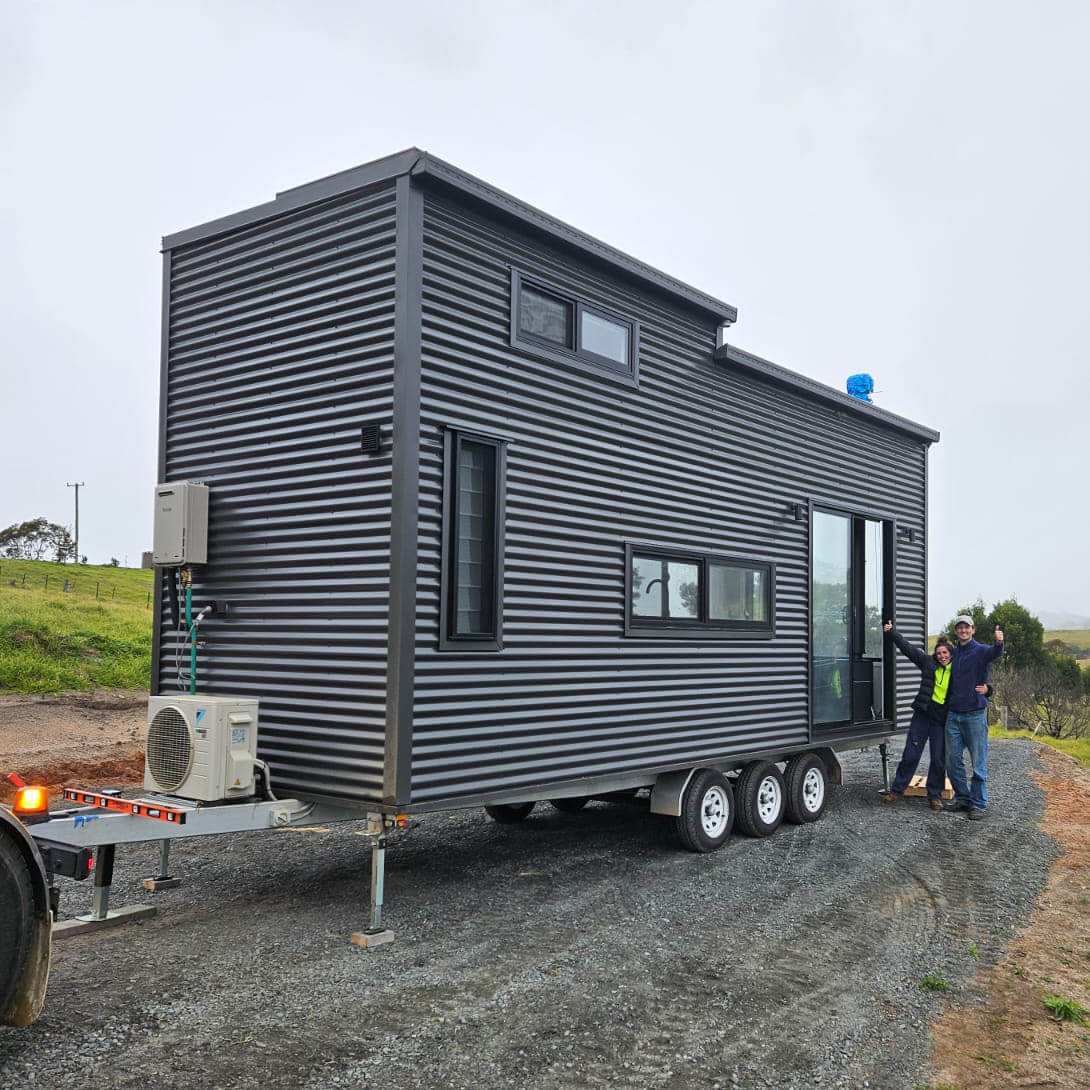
[147,706,193,791]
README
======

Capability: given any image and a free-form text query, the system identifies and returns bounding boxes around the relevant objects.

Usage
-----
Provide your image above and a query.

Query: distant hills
[1039,611,1090,630]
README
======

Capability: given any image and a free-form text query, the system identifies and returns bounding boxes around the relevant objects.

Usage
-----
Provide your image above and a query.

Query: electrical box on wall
[153,482,209,565]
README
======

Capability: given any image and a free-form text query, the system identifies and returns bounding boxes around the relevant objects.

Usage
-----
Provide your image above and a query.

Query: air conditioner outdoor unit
[145,695,259,802]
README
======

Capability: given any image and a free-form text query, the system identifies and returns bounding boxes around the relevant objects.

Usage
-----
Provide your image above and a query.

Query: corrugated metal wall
[412,191,928,804]
[156,181,399,803]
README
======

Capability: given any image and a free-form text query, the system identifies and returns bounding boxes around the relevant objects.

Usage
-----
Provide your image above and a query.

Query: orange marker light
[13,785,50,823]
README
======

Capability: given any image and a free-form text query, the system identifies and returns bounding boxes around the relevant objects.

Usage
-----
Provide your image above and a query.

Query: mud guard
[0,808,52,1028]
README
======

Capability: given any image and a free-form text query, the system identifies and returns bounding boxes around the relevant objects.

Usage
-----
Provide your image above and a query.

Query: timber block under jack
[53,904,157,937]
[142,876,183,891]
[350,929,395,948]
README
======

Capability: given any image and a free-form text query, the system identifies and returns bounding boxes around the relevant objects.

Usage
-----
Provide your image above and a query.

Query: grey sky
[2,0,1087,626]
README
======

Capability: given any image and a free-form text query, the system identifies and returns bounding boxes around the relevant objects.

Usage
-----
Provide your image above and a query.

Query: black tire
[734,761,786,837]
[549,796,589,813]
[484,802,536,824]
[784,753,829,824]
[676,769,734,853]
[0,833,34,1020]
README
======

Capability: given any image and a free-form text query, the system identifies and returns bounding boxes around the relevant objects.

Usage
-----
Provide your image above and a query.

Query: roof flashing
[715,344,939,444]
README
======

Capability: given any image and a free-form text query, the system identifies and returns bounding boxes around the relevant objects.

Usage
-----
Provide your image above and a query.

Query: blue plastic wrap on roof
[846,373,874,402]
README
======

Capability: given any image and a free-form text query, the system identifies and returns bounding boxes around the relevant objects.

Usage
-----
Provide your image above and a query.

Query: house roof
[161,147,739,325]
[162,147,937,445]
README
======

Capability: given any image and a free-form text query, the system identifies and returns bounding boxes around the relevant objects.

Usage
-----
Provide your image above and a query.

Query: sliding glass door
[812,509,891,728]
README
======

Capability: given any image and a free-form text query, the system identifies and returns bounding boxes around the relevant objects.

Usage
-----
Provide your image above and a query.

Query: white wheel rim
[701,786,730,838]
[756,776,782,822]
[801,767,825,813]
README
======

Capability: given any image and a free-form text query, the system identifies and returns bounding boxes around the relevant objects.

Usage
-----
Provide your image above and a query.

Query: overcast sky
[2,0,1087,627]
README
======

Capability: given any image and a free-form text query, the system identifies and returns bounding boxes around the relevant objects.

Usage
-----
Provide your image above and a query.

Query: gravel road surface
[1,742,1054,1090]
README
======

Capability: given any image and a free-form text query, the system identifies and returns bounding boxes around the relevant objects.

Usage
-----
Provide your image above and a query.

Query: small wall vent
[361,423,383,454]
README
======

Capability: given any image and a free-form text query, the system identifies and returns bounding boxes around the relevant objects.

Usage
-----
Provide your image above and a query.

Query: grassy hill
[0,558,154,692]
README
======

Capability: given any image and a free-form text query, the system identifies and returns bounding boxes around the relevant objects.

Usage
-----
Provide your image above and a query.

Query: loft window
[440,430,506,651]
[510,269,639,381]
[626,545,774,638]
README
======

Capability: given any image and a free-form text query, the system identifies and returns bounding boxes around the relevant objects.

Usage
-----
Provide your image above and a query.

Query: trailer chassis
[26,792,398,944]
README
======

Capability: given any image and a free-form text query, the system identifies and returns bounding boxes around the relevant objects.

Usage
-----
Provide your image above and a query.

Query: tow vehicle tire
[0,833,34,1020]
[549,796,589,813]
[784,753,828,824]
[734,761,786,837]
[676,769,734,853]
[485,802,536,823]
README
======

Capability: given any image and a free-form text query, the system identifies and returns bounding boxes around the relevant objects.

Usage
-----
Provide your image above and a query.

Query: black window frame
[624,543,775,639]
[439,428,506,652]
[510,268,640,385]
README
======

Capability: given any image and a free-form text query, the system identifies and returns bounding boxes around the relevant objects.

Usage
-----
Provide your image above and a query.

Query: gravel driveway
[0,741,1054,1090]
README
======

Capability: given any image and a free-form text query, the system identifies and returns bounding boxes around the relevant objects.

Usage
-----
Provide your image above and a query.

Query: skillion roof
[162,147,938,445]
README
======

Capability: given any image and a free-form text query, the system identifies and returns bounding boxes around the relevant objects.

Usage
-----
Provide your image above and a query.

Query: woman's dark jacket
[887,628,950,724]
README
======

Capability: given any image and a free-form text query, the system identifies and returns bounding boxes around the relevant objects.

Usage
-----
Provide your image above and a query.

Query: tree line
[0,517,122,567]
[945,597,1090,740]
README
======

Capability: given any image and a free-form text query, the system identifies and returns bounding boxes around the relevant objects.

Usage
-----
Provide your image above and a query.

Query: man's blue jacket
[949,637,1004,713]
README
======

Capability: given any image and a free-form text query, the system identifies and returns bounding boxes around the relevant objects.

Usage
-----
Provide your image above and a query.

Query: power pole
[66,481,85,563]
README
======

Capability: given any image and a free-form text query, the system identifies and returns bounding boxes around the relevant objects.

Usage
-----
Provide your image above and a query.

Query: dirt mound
[0,689,146,804]
[1,752,145,805]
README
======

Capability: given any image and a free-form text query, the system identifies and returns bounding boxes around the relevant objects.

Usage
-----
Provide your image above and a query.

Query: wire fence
[0,562,156,609]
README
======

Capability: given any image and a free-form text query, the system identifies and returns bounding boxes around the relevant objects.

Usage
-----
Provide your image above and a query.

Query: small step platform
[903,774,954,800]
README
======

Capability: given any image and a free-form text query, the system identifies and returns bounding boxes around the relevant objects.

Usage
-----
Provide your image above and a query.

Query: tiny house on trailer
[151,147,938,850]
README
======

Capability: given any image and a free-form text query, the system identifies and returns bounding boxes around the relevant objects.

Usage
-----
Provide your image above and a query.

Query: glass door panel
[862,520,884,659]
[812,512,851,725]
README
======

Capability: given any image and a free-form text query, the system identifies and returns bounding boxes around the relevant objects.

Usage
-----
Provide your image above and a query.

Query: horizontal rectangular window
[626,545,774,637]
[510,269,639,381]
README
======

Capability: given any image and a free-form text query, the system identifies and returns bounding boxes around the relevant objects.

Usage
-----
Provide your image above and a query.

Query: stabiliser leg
[54,843,156,937]
[142,839,182,891]
[350,829,395,949]
[879,742,891,793]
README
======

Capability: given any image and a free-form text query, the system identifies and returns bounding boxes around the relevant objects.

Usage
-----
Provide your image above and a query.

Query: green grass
[919,973,951,993]
[0,559,154,693]
[990,725,1090,769]
[1043,994,1089,1024]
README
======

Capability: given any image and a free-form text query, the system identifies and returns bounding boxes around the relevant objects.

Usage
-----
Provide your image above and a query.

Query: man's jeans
[946,710,989,811]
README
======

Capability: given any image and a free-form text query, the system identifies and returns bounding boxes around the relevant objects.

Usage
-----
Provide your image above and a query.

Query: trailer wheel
[0,834,34,1020]
[676,769,734,853]
[549,797,589,813]
[485,802,536,824]
[784,753,828,824]
[735,761,786,837]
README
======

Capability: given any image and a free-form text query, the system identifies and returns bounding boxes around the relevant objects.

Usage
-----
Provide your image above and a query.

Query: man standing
[945,616,1004,820]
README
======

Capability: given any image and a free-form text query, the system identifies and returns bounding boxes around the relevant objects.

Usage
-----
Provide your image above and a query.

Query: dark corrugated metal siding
[156,182,398,803]
[412,192,927,804]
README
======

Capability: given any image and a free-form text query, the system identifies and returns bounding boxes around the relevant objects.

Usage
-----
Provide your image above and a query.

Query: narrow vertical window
[441,430,505,650]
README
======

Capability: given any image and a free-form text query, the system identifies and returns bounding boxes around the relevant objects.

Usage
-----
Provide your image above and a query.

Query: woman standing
[882,622,953,810]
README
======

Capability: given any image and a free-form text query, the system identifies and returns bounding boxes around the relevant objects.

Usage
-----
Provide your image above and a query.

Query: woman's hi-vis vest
[931,664,951,707]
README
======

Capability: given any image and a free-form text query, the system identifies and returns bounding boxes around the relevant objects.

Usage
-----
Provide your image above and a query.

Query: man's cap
[954,615,975,627]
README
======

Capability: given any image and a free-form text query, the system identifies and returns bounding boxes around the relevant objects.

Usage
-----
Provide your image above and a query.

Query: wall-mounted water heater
[152,481,209,565]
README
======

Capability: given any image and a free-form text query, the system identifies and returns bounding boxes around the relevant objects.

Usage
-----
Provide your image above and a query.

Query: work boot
[929,799,944,811]
[944,799,972,813]
[968,808,987,821]
[883,792,901,804]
